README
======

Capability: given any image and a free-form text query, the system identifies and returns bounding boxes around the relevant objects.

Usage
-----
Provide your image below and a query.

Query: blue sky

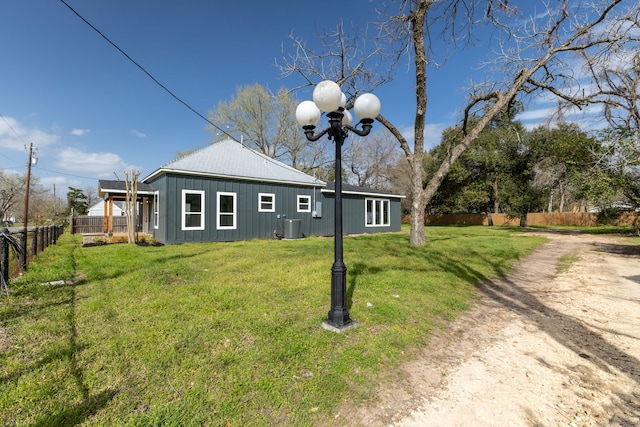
[0,0,589,193]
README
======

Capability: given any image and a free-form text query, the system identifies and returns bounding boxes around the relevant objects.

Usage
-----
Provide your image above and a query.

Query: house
[133,138,403,244]
[87,200,125,216]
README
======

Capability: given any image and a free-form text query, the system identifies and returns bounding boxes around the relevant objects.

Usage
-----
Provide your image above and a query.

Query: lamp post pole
[296,81,380,332]
[327,111,350,329]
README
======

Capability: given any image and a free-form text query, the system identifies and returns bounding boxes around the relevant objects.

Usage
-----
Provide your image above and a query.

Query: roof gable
[143,139,324,186]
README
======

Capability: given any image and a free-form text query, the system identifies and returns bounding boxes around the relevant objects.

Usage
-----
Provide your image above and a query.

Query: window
[217,192,237,230]
[153,191,159,229]
[297,195,311,212]
[365,198,390,227]
[258,193,275,212]
[182,190,205,230]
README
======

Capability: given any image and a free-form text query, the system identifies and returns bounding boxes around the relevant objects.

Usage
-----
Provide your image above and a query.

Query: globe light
[295,100,321,126]
[296,80,381,333]
[353,93,381,120]
[342,109,353,126]
[313,80,343,112]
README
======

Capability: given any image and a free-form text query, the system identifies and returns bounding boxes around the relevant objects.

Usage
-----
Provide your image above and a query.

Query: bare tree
[84,185,97,209]
[0,171,26,221]
[123,170,139,244]
[578,47,640,171]
[207,83,330,173]
[281,0,639,245]
[278,21,393,101]
[343,130,401,190]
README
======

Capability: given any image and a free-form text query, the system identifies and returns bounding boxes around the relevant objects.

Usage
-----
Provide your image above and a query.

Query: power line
[0,114,29,166]
[33,165,100,181]
[59,0,237,141]
[0,113,28,145]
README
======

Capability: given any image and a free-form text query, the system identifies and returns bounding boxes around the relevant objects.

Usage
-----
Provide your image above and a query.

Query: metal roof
[143,139,325,186]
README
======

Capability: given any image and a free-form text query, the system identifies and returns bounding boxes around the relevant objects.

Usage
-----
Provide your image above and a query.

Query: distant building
[87,200,125,216]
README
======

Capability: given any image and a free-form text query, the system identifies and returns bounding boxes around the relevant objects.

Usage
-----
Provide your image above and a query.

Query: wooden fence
[422,212,639,227]
[0,226,64,293]
[70,216,128,234]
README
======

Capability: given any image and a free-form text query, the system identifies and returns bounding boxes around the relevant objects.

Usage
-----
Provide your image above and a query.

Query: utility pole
[23,143,33,233]
[21,142,33,270]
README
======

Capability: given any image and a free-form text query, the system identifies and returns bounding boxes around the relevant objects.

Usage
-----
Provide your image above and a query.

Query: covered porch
[98,179,156,235]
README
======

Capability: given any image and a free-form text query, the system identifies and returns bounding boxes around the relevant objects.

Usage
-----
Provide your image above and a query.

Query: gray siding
[313,192,402,236]
[148,173,325,244]
[147,173,402,244]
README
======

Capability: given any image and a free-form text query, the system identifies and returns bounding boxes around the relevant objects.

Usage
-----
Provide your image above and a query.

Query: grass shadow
[2,244,118,424]
[31,388,118,427]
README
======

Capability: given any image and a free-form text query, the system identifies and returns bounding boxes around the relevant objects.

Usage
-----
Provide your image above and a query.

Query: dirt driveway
[358,232,640,426]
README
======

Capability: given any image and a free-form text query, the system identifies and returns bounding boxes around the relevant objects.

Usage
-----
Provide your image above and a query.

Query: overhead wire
[58,0,238,141]
[33,165,99,181]
[0,113,30,166]
[1,113,101,180]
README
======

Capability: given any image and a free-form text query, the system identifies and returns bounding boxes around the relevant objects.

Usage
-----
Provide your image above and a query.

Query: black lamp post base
[321,319,358,333]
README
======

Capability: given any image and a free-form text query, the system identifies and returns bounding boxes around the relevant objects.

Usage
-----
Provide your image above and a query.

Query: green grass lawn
[0,226,546,426]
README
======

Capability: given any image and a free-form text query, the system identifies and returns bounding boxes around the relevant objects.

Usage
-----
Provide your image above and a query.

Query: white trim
[321,187,405,199]
[297,195,311,213]
[181,189,205,230]
[258,193,275,212]
[365,198,390,227]
[217,192,237,230]
[153,191,159,229]
[142,168,325,187]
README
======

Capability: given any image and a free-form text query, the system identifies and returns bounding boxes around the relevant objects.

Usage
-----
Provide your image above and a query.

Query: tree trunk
[493,178,500,214]
[409,165,427,246]
[124,170,139,244]
[407,1,431,246]
[520,214,528,227]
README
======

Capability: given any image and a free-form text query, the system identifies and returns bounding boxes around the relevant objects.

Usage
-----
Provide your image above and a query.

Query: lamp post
[296,80,381,332]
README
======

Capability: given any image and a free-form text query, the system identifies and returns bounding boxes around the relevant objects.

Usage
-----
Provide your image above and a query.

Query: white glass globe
[340,92,347,108]
[295,100,321,126]
[313,80,343,113]
[342,109,353,126]
[354,93,381,120]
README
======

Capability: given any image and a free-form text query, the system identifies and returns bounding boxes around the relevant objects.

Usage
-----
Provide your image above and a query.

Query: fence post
[30,227,37,258]
[19,230,27,271]
[1,229,9,287]
[38,227,44,254]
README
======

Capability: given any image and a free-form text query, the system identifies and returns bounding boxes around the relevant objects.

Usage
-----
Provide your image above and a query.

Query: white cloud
[39,175,82,189]
[518,100,607,131]
[55,147,138,177]
[516,107,557,123]
[0,117,59,151]
[70,128,90,136]
[130,129,147,138]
